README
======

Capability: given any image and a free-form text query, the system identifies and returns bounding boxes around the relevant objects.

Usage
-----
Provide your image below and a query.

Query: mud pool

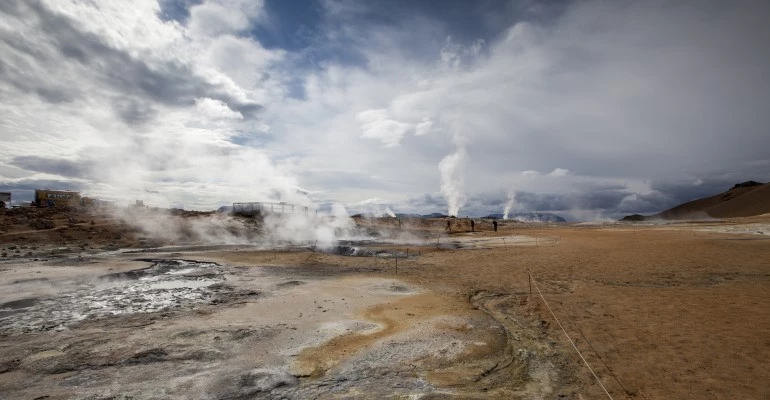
[0,246,562,399]
[0,260,235,334]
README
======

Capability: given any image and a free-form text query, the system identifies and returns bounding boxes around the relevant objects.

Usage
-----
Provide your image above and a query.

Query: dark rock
[179,349,225,362]
[122,348,167,364]
[0,358,21,373]
[277,280,304,288]
[212,368,298,399]
[620,214,647,222]
[732,181,764,189]
[29,219,55,230]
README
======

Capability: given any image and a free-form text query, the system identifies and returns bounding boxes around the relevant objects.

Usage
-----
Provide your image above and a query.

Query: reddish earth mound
[623,181,770,221]
[705,182,770,218]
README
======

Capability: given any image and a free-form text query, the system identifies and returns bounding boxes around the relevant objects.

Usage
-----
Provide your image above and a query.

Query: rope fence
[528,269,615,400]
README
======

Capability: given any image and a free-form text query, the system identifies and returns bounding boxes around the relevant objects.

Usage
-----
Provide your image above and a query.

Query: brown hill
[705,182,770,218]
[622,181,770,221]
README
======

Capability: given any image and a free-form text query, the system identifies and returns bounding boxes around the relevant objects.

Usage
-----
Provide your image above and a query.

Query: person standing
[493,220,498,232]
[470,219,475,232]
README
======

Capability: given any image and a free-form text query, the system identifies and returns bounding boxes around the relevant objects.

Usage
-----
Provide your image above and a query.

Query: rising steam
[262,203,355,247]
[503,189,516,220]
[113,203,359,249]
[439,145,468,217]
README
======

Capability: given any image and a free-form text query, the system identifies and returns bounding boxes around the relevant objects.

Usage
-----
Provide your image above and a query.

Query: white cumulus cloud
[356,109,411,147]
[549,168,570,177]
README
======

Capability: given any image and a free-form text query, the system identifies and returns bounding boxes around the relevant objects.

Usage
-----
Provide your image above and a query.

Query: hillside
[706,182,770,218]
[622,181,770,221]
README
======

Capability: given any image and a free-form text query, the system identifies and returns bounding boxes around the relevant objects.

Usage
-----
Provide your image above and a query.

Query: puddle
[1,298,39,309]
[100,259,220,281]
[0,260,231,334]
[0,298,40,318]
[322,243,413,259]
[368,282,419,295]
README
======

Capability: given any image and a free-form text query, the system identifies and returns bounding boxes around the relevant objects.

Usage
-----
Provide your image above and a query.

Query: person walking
[470,219,475,232]
[493,220,498,232]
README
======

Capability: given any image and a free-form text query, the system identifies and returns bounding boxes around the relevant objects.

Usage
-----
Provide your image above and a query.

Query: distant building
[34,189,81,208]
[81,197,116,208]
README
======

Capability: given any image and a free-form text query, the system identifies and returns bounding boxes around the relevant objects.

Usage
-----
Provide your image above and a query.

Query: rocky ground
[1,209,769,399]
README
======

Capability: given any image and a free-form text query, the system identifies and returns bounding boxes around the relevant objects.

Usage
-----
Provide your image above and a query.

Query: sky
[1,0,769,220]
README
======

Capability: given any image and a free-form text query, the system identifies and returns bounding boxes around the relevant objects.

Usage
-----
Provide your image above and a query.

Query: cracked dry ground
[2,222,770,399]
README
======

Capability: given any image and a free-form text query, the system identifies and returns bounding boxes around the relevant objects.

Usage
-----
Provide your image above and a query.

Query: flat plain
[1,210,768,399]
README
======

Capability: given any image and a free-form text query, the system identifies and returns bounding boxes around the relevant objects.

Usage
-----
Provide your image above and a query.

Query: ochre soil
[1,209,769,398]
[204,219,770,399]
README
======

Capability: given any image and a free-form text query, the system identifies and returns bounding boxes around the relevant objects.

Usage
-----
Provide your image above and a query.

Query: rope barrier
[528,270,614,400]
[559,303,632,399]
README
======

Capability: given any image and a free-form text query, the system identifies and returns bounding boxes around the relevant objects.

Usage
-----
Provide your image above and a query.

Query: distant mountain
[421,212,449,218]
[485,212,567,223]
[621,181,770,221]
[394,213,423,219]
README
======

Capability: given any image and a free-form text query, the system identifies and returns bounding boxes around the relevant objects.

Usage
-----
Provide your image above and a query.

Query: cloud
[0,178,87,192]
[195,97,243,120]
[356,109,411,147]
[548,168,569,177]
[189,2,250,37]
[0,0,262,120]
[414,119,433,136]
[0,0,293,208]
[1,0,768,218]
[356,109,435,147]
[522,168,570,178]
[111,97,158,126]
[439,37,485,69]
[10,156,94,179]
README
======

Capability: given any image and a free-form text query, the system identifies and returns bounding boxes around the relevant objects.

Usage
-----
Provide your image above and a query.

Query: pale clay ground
[1,218,769,399]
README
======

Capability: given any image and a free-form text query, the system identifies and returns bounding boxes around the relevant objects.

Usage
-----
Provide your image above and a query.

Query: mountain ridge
[621,181,770,221]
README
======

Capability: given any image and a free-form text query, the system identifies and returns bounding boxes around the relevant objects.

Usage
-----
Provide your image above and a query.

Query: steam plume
[503,189,516,220]
[262,203,354,247]
[113,202,358,249]
[439,146,467,217]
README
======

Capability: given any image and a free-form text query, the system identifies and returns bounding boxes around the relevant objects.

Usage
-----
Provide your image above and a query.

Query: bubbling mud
[0,260,235,334]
